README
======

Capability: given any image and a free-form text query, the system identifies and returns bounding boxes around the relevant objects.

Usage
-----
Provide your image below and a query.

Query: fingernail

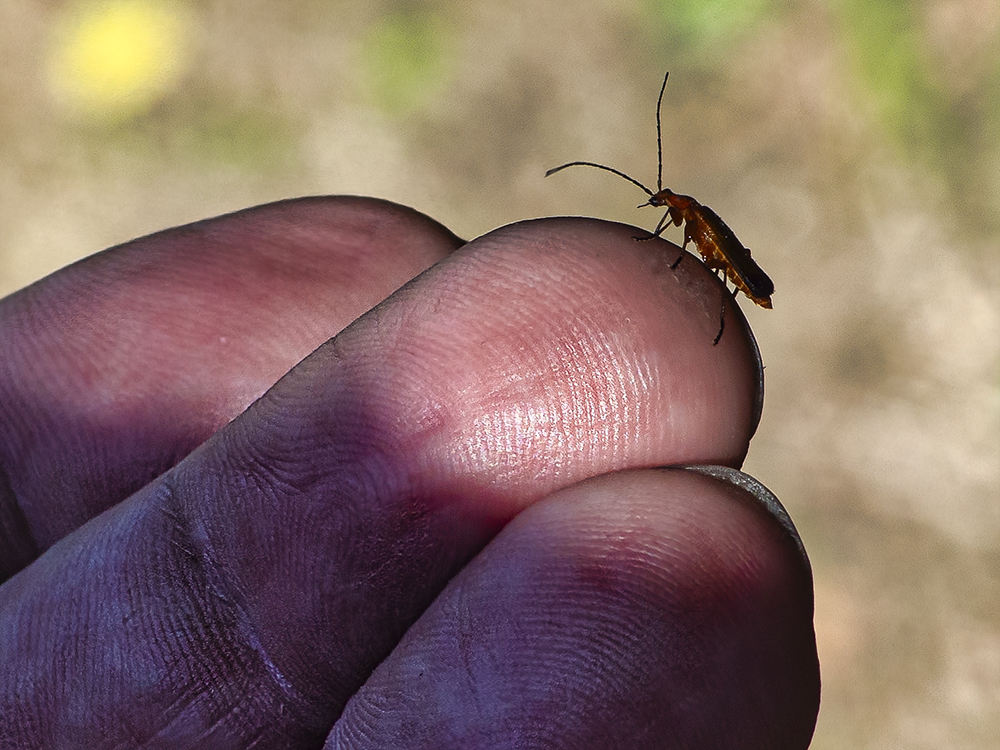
[747,323,765,436]
[678,465,809,573]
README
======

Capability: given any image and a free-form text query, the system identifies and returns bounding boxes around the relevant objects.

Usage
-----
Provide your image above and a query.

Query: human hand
[0,197,819,748]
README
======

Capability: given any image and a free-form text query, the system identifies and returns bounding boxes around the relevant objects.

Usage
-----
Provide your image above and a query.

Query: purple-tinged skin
[328,469,816,750]
[0,196,463,576]
[0,197,819,748]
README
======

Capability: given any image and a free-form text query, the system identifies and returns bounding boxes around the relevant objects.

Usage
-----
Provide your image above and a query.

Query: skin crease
[0,196,463,578]
[0,197,819,748]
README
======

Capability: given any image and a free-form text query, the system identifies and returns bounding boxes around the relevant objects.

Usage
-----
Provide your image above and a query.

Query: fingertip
[458,217,764,464]
[678,464,809,579]
[329,468,819,749]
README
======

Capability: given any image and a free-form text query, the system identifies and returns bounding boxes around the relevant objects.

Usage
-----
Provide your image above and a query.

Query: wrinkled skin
[0,196,819,749]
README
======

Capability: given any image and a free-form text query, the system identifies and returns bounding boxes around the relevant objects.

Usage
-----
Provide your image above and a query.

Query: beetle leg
[666,217,695,267]
[713,300,726,345]
[711,274,729,346]
[652,210,673,237]
[633,210,674,242]
[683,221,698,249]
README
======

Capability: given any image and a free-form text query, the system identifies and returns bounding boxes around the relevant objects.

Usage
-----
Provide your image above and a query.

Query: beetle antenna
[655,71,669,193]
[545,161,654,197]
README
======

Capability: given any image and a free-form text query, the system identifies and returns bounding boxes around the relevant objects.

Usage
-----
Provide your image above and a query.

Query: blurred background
[1,0,998,746]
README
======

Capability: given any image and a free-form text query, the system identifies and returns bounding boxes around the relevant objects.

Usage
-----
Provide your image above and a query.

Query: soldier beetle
[546,72,773,344]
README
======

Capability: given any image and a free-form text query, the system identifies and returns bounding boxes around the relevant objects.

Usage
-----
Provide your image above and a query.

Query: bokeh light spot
[47,0,193,121]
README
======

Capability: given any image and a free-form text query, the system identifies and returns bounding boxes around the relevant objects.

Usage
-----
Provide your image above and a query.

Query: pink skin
[0,197,818,748]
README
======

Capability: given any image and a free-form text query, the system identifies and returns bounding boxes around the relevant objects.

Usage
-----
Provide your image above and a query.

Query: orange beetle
[546,72,773,343]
